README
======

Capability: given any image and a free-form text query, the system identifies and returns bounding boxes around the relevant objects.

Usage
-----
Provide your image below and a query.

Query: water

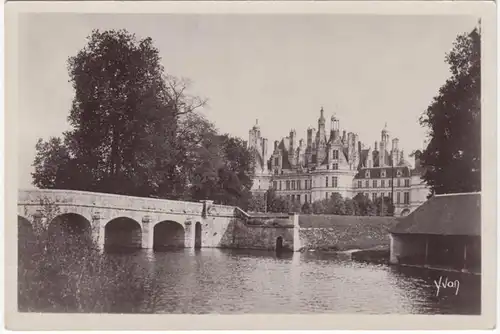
[104,248,481,314]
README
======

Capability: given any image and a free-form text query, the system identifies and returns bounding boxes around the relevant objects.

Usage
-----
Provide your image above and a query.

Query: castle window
[291,194,295,202]
[286,180,290,190]
[298,180,301,190]
[292,180,296,190]
[333,150,339,160]
[273,181,277,189]
[326,165,330,170]
[397,179,401,187]
[372,193,377,202]
[279,181,282,190]
[274,169,278,175]
[404,192,410,204]
[381,170,386,178]
[333,163,338,170]
[397,192,401,204]
[358,180,362,188]
[274,157,279,166]
[389,180,392,187]
[332,177,338,188]
[365,170,370,178]
[326,177,329,187]
[404,179,410,187]
[297,194,301,203]
[396,169,402,177]
[373,180,377,188]
[381,180,385,188]
[365,180,369,188]
[326,192,329,199]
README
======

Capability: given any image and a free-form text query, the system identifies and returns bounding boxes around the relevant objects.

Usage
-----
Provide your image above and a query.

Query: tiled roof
[390,192,481,236]
[353,166,411,179]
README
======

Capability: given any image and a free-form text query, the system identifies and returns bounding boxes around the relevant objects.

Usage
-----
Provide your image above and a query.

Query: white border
[4,1,497,330]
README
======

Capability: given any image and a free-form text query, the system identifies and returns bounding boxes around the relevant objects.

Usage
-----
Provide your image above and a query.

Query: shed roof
[390,192,481,236]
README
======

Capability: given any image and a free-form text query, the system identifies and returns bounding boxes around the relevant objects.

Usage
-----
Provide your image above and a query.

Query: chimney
[342,130,346,143]
[375,141,378,151]
[392,138,399,151]
[274,140,279,151]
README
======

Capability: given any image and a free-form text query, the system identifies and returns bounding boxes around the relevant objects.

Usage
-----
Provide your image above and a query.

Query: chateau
[247,107,429,216]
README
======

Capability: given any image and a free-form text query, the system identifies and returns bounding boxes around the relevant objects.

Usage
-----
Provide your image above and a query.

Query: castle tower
[331,114,340,141]
[289,129,297,166]
[391,138,400,167]
[248,119,261,150]
[379,123,389,167]
[306,127,316,165]
[316,107,327,165]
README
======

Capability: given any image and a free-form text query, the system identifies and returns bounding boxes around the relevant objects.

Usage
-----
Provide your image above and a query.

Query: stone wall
[298,214,398,251]
[218,218,295,251]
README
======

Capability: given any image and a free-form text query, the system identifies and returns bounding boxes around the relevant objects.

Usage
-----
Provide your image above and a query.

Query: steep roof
[354,166,411,179]
[390,192,481,236]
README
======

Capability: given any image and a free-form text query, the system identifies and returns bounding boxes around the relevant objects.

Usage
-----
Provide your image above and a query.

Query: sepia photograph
[4,1,497,331]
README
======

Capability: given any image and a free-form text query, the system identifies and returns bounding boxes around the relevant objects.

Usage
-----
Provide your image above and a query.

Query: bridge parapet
[209,204,236,217]
[18,189,205,215]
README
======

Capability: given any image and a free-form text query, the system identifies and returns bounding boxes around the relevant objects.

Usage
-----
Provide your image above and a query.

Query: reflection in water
[103,248,480,314]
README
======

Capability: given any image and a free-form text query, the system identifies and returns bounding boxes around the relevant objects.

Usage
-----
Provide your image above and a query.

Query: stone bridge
[17,189,241,251]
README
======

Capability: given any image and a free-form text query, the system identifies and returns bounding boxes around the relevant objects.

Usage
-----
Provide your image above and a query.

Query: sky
[17,13,478,189]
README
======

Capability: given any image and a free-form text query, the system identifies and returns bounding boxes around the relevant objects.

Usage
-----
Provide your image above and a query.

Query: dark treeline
[248,190,395,216]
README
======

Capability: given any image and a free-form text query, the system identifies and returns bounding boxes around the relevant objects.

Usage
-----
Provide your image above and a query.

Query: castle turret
[316,107,328,165]
[379,123,389,167]
[391,138,399,167]
[289,129,297,166]
[331,114,340,141]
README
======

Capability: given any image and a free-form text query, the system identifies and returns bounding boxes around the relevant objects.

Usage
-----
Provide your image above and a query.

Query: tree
[266,189,289,213]
[301,201,313,214]
[353,193,377,216]
[419,27,481,195]
[32,138,73,189]
[344,198,358,216]
[32,29,206,199]
[327,192,346,215]
[374,196,395,217]
[312,199,328,214]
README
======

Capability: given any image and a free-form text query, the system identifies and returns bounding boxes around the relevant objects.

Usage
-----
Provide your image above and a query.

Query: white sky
[17,13,478,189]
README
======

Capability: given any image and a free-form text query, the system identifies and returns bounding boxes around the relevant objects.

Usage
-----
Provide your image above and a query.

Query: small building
[389,192,481,273]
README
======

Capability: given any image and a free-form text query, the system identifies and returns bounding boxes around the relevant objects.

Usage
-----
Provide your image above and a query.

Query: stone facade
[247,107,430,216]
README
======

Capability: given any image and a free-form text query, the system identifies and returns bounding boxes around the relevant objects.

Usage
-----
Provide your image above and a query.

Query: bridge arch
[48,213,93,249]
[104,217,142,250]
[153,220,185,250]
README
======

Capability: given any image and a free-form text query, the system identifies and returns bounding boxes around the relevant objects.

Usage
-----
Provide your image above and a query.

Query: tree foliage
[31,29,253,205]
[419,27,481,195]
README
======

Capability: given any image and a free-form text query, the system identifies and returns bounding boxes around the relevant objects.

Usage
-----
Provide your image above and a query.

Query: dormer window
[333,150,339,160]
[396,169,402,177]
[365,170,370,178]
[381,169,386,178]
